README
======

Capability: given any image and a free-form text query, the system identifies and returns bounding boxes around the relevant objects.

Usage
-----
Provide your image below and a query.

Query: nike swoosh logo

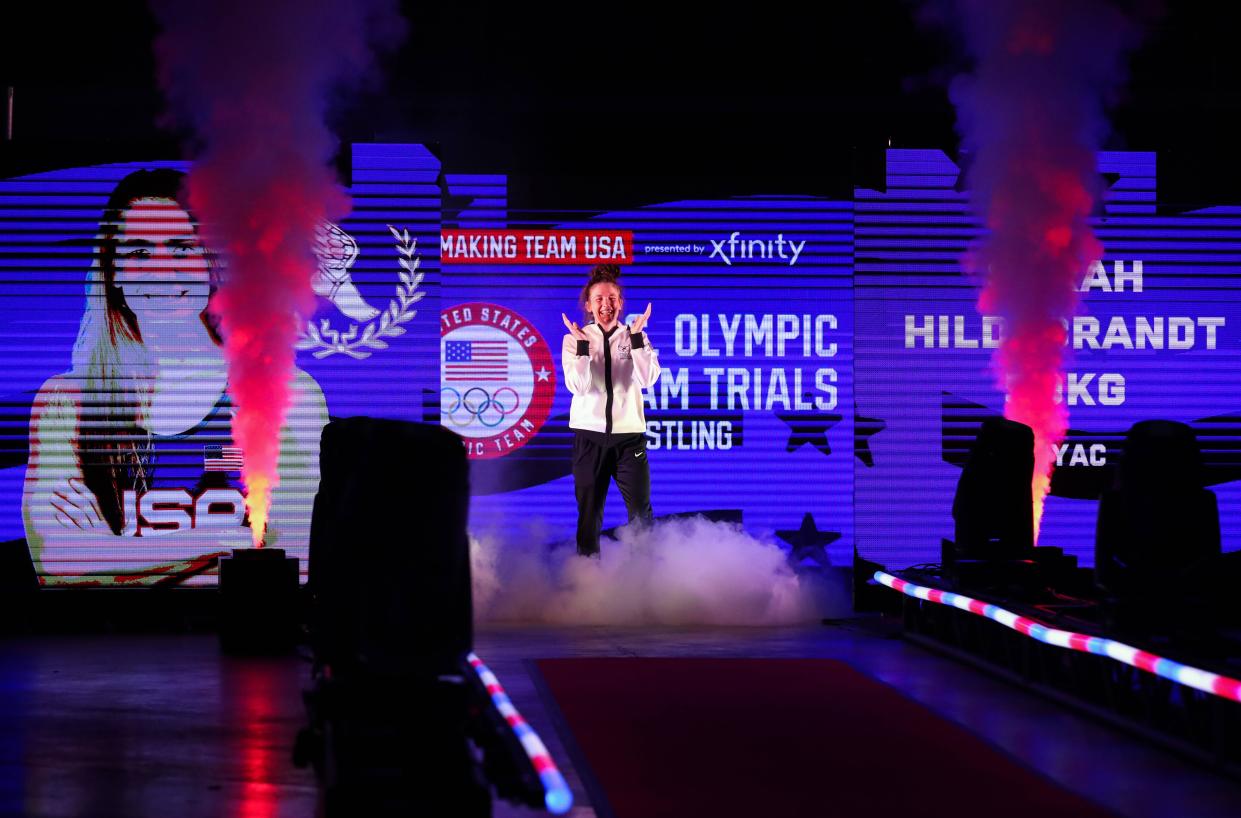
[635,451,645,457]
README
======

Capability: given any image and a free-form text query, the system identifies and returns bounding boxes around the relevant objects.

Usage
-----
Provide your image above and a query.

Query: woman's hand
[50,477,106,530]
[629,303,653,335]
[562,313,589,341]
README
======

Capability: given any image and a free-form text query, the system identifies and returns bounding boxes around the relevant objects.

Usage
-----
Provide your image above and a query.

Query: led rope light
[466,652,574,814]
[874,571,1241,704]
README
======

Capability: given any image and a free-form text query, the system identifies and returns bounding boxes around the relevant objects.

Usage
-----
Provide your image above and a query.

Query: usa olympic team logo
[440,302,556,459]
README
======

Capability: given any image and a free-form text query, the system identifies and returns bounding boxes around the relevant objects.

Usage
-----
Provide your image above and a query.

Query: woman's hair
[71,168,221,533]
[73,168,221,369]
[579,263,624,321]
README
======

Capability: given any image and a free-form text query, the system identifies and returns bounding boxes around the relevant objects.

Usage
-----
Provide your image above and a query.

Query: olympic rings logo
[441,386,521,428]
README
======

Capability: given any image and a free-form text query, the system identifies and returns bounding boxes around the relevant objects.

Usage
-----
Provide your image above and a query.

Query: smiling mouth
[140,289,192,299]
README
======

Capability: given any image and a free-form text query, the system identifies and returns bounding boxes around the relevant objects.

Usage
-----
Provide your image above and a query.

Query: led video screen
[439,180,854,561]
[855,149,1241,569]
[0,144,439,585]
[2,144,1238,587]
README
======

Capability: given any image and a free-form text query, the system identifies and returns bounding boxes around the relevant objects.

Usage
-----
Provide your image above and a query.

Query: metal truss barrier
[875,570,1241,772]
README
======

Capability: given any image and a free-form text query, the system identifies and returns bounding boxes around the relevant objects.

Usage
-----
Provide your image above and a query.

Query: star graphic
[536,366,551,382]
[854,409,886,467]
[776,513,841,569]
[776,400,841,456]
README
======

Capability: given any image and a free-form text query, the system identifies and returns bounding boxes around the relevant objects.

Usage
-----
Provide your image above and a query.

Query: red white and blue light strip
[466,652,573,814]
[874,571,1241,704]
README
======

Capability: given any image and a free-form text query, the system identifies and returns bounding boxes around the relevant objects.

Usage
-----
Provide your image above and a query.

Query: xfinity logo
[709,232,806,266]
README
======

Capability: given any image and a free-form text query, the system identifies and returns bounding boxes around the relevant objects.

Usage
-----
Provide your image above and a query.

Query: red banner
[440,229,634,265]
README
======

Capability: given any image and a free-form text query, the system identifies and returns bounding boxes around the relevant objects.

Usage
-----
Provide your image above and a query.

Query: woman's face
[587,281,623,330]
[112,197,210,320]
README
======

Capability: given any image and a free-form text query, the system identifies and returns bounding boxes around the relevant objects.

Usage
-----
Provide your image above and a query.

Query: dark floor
[1,623,1239,818]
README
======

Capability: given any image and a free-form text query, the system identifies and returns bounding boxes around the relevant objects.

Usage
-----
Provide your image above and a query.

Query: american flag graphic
[445,340,508,381]
[203,445,244,472]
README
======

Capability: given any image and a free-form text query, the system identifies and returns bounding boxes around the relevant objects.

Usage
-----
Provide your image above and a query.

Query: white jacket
[562,323,661,434]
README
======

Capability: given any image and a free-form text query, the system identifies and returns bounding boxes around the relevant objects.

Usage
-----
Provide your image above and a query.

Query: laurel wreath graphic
[296,225,423,359]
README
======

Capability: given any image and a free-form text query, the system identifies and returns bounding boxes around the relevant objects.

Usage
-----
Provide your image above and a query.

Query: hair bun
[589,263,621,283]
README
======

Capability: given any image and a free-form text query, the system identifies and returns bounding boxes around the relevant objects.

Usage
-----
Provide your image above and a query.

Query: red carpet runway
[536,657,1120,818]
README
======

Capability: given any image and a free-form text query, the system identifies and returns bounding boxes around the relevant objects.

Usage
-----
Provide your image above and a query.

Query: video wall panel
[441,194,854,563]
[855,149,1241,569]
[1,144,1238,586]
[0,145,439,585]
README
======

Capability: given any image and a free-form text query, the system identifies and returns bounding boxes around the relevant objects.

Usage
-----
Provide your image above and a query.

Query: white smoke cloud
[470,516,849,626]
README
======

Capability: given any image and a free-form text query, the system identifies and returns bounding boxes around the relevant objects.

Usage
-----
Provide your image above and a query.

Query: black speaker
[308,416,473,677]
[1096,420,1220,604]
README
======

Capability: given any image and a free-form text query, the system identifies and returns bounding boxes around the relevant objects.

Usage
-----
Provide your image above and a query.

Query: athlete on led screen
[22,169,328,585]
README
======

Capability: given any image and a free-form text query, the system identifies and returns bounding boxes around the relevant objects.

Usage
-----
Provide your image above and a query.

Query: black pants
[572,432,652,556]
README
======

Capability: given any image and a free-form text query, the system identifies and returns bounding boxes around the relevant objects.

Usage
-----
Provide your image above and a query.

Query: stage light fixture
[1095,419,1220,629]
[307,416,472,676]
[300,417,485,816]
[943,417,1040,592]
